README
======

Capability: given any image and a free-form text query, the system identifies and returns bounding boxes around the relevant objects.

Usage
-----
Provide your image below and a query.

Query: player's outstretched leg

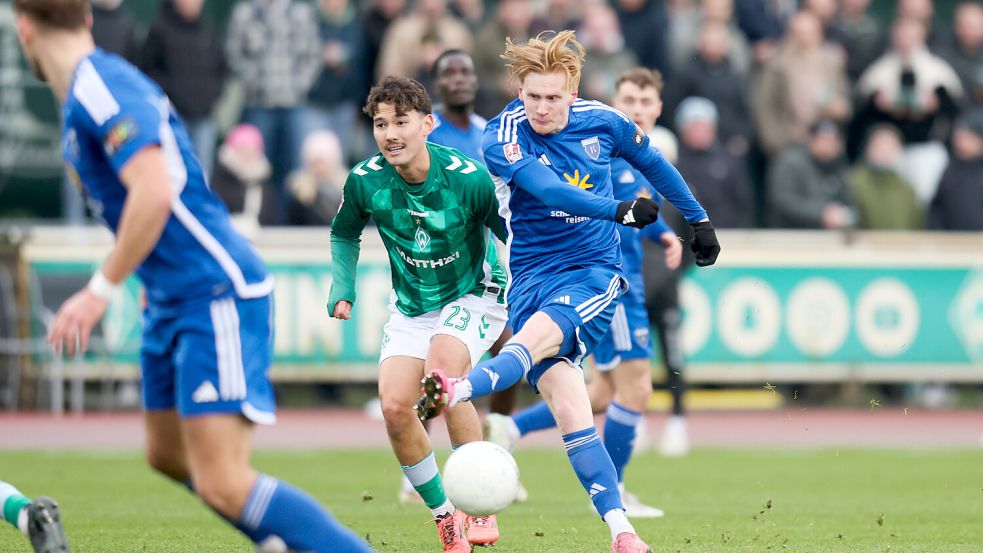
[418,343,533,420]
[27,498,70,553]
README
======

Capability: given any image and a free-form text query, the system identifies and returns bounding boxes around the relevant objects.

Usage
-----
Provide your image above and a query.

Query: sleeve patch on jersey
[104,117,138,156]
[633,125,645,147]
[503,143,523,164]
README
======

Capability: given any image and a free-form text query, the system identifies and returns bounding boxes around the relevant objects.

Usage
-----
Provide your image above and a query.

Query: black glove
[691,221,720,266]
[615,198,660,229]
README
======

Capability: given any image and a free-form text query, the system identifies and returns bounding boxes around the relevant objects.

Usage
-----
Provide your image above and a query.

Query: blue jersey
[482,98,705,302]
[428,110,487,163]
[62,49,271,304]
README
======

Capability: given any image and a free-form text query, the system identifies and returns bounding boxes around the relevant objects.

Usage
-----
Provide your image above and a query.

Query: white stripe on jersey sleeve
[490,173,515,305]
[74,59,121,125]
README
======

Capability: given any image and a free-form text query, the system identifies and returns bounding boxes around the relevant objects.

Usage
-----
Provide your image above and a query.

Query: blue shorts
[508,267,627,392]
[593,293,653,371]
[141,292,277,424]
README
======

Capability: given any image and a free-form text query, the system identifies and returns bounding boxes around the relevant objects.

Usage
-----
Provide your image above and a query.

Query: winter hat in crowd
[224,124,265,152]
[675,97,718,129]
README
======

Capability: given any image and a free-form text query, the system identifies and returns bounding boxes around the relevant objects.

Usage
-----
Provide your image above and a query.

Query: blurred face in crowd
[701,0,734,24]
[899,0,933,22]
[698,21,731,63]
[435,53,478,110]
[892,18,928,58]
[579,4,622,53]
[863,128,903,169]
[952,127,983,160]
[680,119,717,151]
[841,0,872,18]
[613,81,662,133]
[618,0,646,12]
[498,0,534,35]
[418,0,447,18]
[955,3,983,51]
[805,0,837,24]
[172,0,204,21]
[372,103,434,170]
[319,0,350,17]
[809,130,843,162]
[788,11,823,51]
[519,71,577,135]
[376,0,406,18]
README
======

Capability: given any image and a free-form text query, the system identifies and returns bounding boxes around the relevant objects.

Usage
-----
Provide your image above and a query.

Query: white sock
[602,508,635,540]
[17,507,29,537]
[450,379,473,407]
[506,417,521,443]
[432,499,455,517]
[400,474,414,493]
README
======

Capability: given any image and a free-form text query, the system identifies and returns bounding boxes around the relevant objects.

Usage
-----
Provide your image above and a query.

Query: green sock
[401,451,451,514]
[3,495,31,530]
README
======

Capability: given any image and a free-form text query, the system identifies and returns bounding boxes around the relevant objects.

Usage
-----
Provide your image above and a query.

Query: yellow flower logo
[563,169,593,190]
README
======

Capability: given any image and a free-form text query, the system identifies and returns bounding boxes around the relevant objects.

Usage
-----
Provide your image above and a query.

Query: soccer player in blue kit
[15,1,369,551]
[418,31,720,552]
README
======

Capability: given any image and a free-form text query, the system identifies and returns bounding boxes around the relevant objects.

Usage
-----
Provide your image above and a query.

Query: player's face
[518,71,577,135]
[372,103,434,168]
[612,81,662,133]
[435,54,478,109]
[14,14,47,82]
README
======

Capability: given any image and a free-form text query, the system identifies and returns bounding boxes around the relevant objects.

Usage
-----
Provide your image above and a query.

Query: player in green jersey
[328,76,507,552]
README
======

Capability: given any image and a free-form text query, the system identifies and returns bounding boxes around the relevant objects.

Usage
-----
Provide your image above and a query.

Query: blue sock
[182,479,271,544]
[563,427,623,517]
[603,402,642,483]
[240,474,371,553]
[465,343,532,400]
[513,400,557,436]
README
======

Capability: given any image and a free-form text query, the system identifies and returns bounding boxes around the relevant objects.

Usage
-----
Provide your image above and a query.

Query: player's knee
[380,395,415,427]
[145,448,189,482]
[193,473,247,519]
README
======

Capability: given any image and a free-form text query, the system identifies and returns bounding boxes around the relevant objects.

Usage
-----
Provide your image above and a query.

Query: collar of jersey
[387,144,438,196]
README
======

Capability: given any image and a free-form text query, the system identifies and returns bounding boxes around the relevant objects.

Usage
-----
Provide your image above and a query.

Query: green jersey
[329,143,507,317]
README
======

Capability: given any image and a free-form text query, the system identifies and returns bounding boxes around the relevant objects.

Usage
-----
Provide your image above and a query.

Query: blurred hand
[333,300,352,320]
[659,231,682,271]
[822,203,851,229]
[47,288,109,356]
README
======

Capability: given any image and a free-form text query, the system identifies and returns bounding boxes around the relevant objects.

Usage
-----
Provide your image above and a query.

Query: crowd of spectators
[91,0,983,231]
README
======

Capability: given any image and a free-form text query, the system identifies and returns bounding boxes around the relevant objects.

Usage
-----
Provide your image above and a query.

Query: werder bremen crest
[414,226,431,252]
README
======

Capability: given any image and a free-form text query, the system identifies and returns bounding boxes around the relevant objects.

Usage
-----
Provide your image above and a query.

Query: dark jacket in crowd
[308,4,363,109]
[767,146,854,229]
[665,56,754,148]
[929,157,983,231]
[92,4,140,63]
[677,142,754,228]
[139,1,227,121]
[616,0,671,75]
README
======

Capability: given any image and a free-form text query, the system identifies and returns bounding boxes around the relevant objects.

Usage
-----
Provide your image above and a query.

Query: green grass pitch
[1,448,980,552]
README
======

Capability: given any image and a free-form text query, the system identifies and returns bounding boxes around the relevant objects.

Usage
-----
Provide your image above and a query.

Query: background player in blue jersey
[483,68,686,519]
[14,2,369,551]
[429,50,487,163]
[418,31,720,553]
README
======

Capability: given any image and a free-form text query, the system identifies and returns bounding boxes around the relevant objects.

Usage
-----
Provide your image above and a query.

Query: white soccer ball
[443,441,520,516]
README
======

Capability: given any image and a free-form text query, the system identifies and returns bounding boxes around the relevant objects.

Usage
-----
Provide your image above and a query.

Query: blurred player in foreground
[484,68,684,518]
[0,481,69,553]
[418,31,720,552]
[328,76,509,552]
[15,1,369,551]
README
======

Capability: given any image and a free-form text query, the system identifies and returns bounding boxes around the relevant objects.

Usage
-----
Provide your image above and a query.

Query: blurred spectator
[139,0,226,178]
[856,17,964,203]
[897,0,944,50]
[376,0,471,84]
[473,0,534,116]
[753,11,851,157]
[212,125,280,239]
[675,97,753,227]
[91,0,140,63]
[429,50,485,162]
[579,3,638,105]
[226,0,320,219]
[938,2,983,106]
[833,0,886,81]
[850,124,925,230]
[616,0,671,75]
[360,0,407,104]
[307,0,363,163]
[669,0,750,76]
[929,108,983,231]
[768,119,855,229]
[666,20,754,157]
[449,0,486,32]
[286,131,346,226]
[530,0,583,36]
[735,0,797,65]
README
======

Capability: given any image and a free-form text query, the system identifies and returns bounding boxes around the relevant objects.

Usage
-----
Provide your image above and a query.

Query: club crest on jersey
[581,136,600,160]
[414,226,431,252]
[503,143,522,164]
[633,125,645,147]
[104,117,137,156]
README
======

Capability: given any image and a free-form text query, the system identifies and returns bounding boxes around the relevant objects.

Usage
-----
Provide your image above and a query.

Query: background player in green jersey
[328,77,508,553]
